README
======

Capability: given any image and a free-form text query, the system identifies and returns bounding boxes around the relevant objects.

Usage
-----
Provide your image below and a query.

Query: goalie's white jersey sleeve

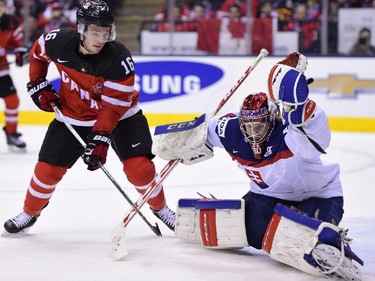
[207,107,343,201]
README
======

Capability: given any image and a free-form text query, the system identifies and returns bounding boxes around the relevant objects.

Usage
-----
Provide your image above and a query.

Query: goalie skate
[312,243,362,281]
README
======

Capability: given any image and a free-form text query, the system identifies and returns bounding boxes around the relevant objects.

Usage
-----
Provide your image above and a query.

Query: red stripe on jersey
[230,149,294,168]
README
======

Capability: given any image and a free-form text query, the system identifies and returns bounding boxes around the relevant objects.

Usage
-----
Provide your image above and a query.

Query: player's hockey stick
[111,48,269,260]
[50,102,162,238]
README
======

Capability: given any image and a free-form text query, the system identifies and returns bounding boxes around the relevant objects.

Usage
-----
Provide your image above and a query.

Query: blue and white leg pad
[175,199,249,248]
[262,203,363,280]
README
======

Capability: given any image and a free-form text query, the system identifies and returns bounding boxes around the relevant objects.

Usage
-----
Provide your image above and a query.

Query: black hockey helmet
[77,0,116,41]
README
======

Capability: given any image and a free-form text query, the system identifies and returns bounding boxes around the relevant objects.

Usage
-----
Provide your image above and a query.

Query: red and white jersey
[29,28,138,133]
[207,106,343,201]
[0,13,23,77]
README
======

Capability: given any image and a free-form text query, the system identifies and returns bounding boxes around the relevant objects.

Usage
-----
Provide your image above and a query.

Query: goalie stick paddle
[50,103,162,239]
[111,48,269,260]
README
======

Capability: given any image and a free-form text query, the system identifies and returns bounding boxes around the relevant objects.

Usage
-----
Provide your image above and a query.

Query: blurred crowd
[154,0,375,23]
[2,0,374,54]
[2,0,123,48]
[152,0,375,54]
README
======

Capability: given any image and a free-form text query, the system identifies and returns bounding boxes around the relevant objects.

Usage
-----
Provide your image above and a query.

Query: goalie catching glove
[267,52,316,126]
[27,77,60,112]
[152,114,214,165]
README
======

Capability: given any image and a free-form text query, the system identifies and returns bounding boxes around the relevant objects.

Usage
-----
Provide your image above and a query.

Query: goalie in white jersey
[153,52,363,280]
[207,87,343,249]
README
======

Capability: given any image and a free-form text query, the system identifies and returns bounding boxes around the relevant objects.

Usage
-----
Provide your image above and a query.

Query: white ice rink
[1,126,375,281]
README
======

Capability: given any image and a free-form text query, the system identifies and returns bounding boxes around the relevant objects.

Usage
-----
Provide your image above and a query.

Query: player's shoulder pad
[44,29,78,57]
[100,41,134,80]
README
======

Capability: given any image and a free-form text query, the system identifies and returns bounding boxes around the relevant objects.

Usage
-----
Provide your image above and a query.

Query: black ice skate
[152,204,176,231]
[3,127,26,149]
[3,212,37,235]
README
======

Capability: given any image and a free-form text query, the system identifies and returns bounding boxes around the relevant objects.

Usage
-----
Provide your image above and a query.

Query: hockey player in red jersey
[152,52,363,280]
[3,0,175,234]
[0,0,28,149]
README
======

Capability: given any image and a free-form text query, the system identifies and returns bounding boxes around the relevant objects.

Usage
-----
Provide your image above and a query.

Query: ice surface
[1,126,374,281]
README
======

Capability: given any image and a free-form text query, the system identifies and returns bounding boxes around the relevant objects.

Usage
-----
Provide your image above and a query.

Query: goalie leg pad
[175,199,249,249]
[175,199,202,244]
[262,203,363,280]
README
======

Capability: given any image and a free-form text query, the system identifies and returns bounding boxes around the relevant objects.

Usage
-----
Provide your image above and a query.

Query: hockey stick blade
[111,160,178,260]
[112,222,129,260]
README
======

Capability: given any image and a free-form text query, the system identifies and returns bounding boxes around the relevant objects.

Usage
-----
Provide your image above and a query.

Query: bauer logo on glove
[27,77,60,112]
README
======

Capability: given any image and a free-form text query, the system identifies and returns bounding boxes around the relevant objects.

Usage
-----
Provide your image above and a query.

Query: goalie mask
[239,92,277,148]
[77,0,116,42]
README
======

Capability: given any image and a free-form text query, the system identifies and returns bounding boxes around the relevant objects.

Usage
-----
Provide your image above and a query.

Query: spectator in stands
[307,0,321,20]
[43,1,79,28]
[154,1,189,22]
[256,0,275,18]
[280,3,320,54]
[3,0,14,14]
[227,3,242,19]
[60,0,81,25]
[202,0,224,18]
[188,2,208,20]
[23,14,44,48]
[349,27,375,56]
[154,2,195,32]
[274,0,295,21]
[218,0,259,18]
[43,2,72,33]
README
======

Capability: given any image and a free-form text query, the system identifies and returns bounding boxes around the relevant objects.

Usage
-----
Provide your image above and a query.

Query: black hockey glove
[83,131,111,171]
[27,77,60,112]
[14,46,29,66]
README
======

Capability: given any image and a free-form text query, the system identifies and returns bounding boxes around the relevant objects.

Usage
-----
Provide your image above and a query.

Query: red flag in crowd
[197,18,272,54]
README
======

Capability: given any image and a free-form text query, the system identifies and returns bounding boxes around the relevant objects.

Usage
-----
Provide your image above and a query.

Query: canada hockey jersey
[207,106,343,201]
[0,13,23,77]
[29,28,139,133]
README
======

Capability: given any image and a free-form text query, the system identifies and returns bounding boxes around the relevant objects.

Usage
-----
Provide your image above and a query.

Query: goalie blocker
[175,200,363,280]
[152,114,213,165]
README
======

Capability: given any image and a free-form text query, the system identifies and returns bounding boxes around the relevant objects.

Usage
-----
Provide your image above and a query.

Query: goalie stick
[50,103,162,238]
[112,48,269,260]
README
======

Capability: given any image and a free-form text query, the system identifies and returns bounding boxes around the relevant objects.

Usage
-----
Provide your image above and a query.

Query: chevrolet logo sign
[309,74,375,96]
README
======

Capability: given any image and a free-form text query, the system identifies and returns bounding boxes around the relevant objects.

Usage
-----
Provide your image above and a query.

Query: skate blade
[1,228,31,237]
[312,244,362,281]
[8,146,27,153]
